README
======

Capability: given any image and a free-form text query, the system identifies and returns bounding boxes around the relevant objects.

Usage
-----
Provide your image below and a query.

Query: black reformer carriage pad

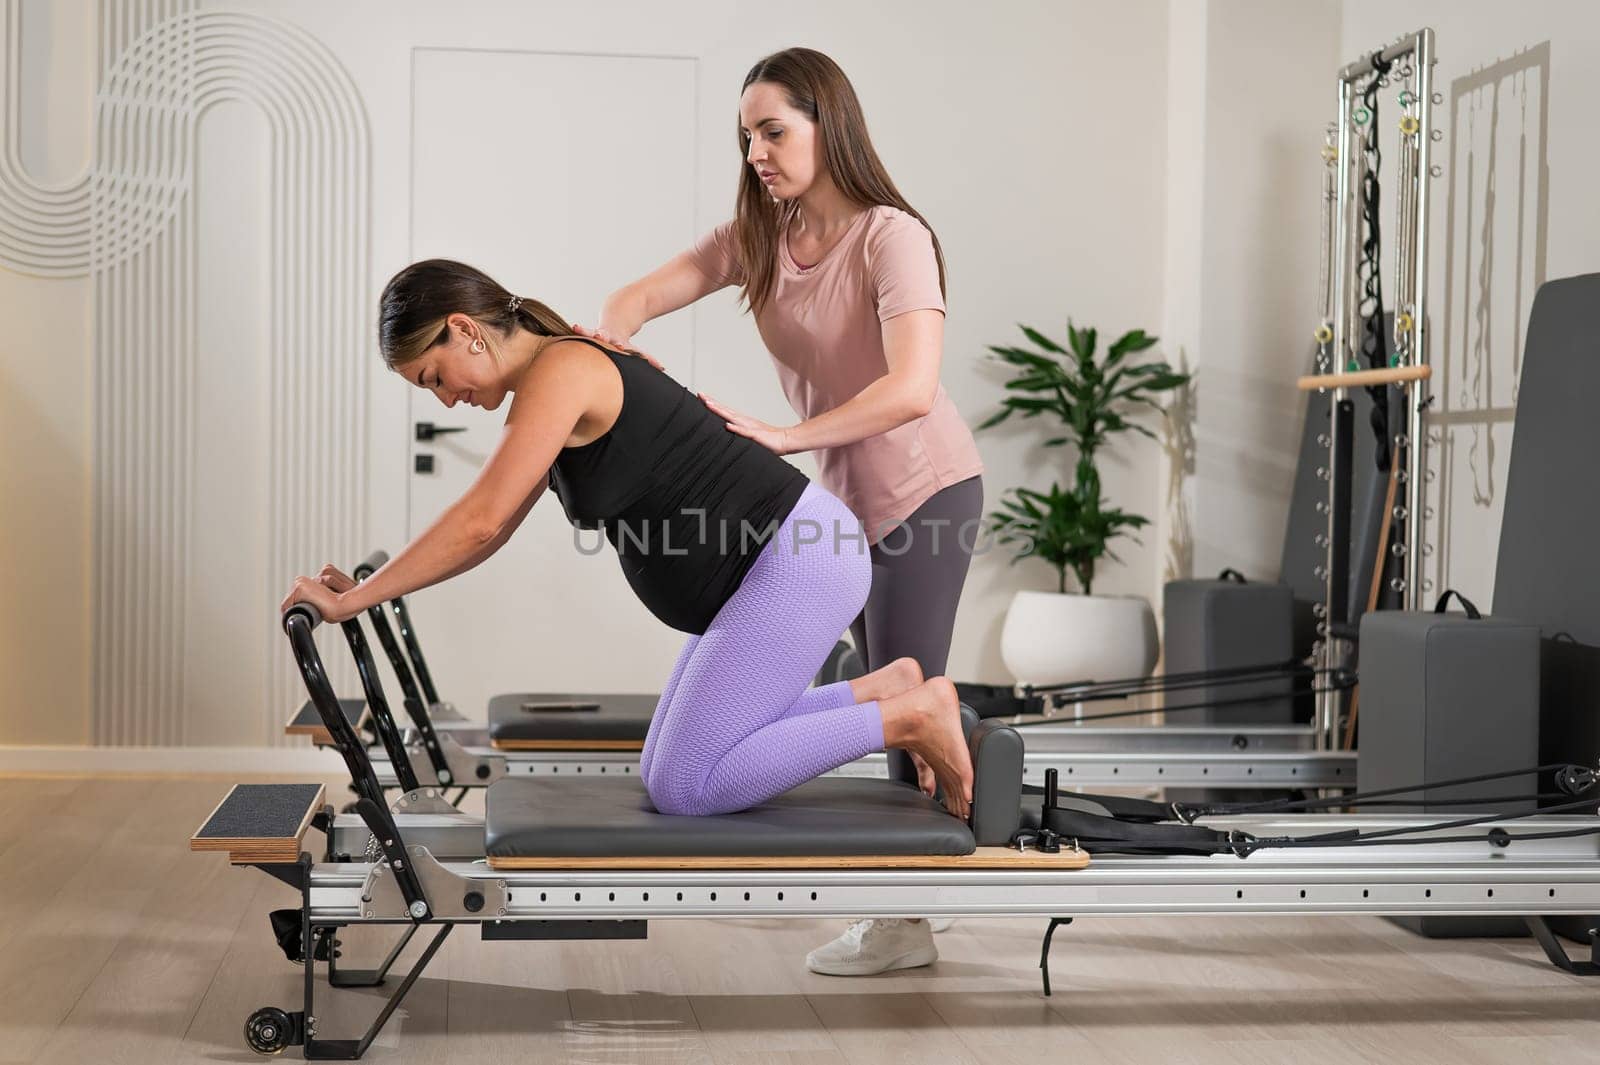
[485,776,975,859]
[487,691,657,742]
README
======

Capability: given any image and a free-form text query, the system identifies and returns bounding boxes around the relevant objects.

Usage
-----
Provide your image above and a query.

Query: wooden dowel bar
[1297,364,1432,391]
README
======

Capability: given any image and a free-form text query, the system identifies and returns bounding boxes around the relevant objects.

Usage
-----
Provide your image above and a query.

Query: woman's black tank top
[547,337,809,634]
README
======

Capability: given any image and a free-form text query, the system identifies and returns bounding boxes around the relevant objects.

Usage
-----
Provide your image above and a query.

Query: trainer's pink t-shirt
[689,205,984,542]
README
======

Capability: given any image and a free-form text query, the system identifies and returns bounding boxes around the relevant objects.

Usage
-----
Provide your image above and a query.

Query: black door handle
[415,422,468,442]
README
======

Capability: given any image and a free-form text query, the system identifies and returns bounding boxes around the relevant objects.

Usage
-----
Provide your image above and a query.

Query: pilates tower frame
[1313,28,1437,750]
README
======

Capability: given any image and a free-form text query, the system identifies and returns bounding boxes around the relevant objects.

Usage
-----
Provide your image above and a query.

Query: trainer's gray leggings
[847,475,984,785]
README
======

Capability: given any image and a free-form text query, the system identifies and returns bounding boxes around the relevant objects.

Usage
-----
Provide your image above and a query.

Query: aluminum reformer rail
[359,723,1358,791]
[310,813,1600,923]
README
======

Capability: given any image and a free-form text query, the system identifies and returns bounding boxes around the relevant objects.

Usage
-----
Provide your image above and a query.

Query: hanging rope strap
[1357,50,1396,471]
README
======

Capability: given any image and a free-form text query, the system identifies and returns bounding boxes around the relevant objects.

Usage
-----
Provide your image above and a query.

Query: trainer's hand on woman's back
[571,322,665,372]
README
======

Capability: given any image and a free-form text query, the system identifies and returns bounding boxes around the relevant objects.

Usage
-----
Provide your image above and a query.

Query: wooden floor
[4,774,1600,1065]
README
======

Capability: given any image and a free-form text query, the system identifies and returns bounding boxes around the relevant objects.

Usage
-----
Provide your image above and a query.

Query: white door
[406,50,698,715]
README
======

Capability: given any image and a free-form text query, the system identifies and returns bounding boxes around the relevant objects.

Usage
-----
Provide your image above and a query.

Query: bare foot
[879,677,974,820]
[850,659,934,795]
[848,656,923,704]
[907,750,938,798]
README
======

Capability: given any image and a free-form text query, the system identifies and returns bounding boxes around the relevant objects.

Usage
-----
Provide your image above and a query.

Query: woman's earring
[470,338,486,354]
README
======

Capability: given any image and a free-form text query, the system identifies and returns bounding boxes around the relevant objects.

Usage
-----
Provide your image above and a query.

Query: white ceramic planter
[999,589,1158,687]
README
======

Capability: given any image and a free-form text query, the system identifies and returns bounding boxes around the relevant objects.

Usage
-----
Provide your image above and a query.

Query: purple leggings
[639,482,885,816]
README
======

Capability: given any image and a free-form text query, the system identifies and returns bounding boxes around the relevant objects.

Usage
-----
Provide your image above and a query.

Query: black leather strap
[1433,589,1482,619]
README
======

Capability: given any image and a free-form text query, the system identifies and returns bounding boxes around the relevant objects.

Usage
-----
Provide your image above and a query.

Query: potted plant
[980,321,1190,686]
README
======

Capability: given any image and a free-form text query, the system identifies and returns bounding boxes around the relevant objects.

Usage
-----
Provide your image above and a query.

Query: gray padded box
[1357,608,1540,810]
[1162,579,1296,725]
[1358,606,1540,938]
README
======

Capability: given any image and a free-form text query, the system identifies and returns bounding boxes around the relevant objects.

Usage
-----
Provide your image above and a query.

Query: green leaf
[1146,372,1191,391]
[1110,379,1185,404]
[1106,329,1159,364]
[976,409,1012,430]
[988,345,1059,371]
[1005,373,1069,393]
[1018,325,1065,354]
[999,397,1061,415]
[1067,323,1088,359]
[982,314,1178,586]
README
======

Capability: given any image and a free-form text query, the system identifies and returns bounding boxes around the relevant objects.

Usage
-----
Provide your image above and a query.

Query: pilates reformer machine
[221,251,1600,1065]
[290,550,1357,797]
[199,590,1600,1059]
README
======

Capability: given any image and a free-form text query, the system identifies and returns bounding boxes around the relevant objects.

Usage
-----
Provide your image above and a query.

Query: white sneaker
[805,918,938,976]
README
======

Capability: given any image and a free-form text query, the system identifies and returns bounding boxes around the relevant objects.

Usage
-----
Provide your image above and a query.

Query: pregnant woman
[281,259,974,823]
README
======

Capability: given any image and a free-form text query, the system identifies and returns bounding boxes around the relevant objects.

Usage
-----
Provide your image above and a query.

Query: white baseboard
[0,745,347,776]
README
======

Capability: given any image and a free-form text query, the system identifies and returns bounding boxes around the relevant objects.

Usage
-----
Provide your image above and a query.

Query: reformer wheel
[244,1006,292,1056]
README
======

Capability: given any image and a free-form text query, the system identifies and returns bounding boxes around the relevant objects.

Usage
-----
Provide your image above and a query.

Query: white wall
[1162,0,1341,589]
[0,0,1175,744]
[0,0,95,745]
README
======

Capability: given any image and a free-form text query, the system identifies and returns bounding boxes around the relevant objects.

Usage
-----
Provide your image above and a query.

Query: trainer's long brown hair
[378,258,571,369]
[736,48,946,317]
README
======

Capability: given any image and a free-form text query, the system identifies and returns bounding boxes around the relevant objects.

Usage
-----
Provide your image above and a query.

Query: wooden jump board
[284,698,369,747]
[486,846,1090,871]
[191,783,325,864]
[492,738,646,751]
